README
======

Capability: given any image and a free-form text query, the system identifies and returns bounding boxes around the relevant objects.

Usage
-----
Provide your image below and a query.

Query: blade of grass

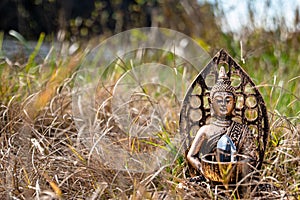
[9,30,28,48]
[0,31,3,57]
[65,143,87,165]
[43,173,62,198]
[26,32,45,72]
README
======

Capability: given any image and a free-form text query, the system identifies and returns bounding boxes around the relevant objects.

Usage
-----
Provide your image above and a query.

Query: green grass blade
[9,30,28,48]
[26,32,45,72]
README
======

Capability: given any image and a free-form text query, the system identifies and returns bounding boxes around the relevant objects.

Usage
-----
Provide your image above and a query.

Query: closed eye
[225,97,233,103]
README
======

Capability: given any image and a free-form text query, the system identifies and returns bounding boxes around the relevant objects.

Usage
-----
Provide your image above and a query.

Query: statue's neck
[212,116,232,127]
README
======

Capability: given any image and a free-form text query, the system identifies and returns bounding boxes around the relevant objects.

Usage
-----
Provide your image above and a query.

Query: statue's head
[210,66,236,118]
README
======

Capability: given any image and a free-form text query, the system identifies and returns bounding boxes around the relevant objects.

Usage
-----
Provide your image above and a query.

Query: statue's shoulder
[195,124,211,136]
[200,124,211,129]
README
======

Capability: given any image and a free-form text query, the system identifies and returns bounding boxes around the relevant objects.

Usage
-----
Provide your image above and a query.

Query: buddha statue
[187,66,256,182]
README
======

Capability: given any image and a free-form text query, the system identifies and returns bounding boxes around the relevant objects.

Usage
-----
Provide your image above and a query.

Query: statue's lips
[219,107,227,114]
[220,105,226,111]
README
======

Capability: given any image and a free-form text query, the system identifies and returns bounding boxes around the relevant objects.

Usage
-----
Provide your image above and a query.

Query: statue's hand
[197,163,204,175]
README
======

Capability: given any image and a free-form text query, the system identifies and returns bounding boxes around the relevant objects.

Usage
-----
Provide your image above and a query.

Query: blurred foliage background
[1,0,300,115]
[0,0,299,42]
[0,0,299,57]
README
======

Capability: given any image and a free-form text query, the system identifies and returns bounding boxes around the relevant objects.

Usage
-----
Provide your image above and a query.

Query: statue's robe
[199,121,257,162]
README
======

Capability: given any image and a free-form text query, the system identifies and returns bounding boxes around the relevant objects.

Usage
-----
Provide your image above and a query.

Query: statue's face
[212,92,235,117]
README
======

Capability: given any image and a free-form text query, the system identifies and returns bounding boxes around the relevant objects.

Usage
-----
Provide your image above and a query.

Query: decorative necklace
[211,117,232,127]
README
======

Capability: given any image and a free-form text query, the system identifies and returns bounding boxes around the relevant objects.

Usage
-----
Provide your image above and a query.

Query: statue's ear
[208,96,214,117]
[233,95,237,105]
[208,96,212,104]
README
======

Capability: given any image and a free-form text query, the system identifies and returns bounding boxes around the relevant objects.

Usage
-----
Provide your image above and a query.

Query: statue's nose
[219,99,226,106]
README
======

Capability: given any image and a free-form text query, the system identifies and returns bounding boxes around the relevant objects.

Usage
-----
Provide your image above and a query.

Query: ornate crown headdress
[210,66,236,99]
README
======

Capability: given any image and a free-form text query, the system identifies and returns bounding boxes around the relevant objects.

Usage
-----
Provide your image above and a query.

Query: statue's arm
[187,126,207,172]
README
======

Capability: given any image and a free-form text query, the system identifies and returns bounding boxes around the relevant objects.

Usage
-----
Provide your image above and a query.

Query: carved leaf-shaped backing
[179,49,269,169]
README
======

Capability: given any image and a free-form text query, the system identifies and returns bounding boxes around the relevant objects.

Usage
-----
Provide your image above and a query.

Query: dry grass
[0,36,300,199]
